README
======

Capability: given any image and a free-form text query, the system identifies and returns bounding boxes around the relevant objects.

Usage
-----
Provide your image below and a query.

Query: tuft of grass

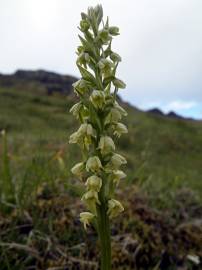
[0,130,15,211]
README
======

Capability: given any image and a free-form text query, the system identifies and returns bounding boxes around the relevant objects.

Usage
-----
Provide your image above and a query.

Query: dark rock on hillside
[147,108,194,121]
[168,111,195,121]
[147,108,164,116]
[0,70,78,95]
[167,111,184,119]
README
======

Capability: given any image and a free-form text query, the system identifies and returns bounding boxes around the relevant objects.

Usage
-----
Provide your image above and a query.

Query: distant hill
[0,69,202,198]
[0,69,77,96]
[147,108,194,120]
[1,70,199,122]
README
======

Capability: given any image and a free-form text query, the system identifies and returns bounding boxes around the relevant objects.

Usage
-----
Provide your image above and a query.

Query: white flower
[86,156,102,172]
[111,170,126,185]
[69,102,82,118]
[85,175,102,192]
[98,58,114,77]
[187,254,200,265]
[80,212,94,230]
[71,162,84,178]
[114,101,127,116]
[77,123,96,138]
[82,190,99,203]
[98,58,114,70]
[107,199,124,218]
[73,79,88,95]
[111,153,127,168]
[104,108,122,125]
[69,123,96,149]
[70,103,89,121]
[90,90,105,109]
[1,129,6,136]
[81,190,100,214]
[113,122,128,137]
[98,136,115,155]
[69,131,81,144]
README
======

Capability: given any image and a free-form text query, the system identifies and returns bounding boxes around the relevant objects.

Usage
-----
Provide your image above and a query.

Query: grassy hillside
[0,86,202,205]
[0,83,202,269]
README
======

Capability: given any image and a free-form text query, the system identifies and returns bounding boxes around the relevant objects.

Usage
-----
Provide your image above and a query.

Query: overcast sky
[1,0,202,118]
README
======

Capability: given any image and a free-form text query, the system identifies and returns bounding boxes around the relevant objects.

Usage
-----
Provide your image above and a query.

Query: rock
[167,111,183,119]
[0,69,78,96]
[147,108,164,116]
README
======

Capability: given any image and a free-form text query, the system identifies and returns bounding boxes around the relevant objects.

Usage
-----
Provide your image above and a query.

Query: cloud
[164,101,197,112]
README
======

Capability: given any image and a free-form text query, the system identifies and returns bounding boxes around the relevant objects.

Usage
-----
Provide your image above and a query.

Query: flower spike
[69,5,127,268]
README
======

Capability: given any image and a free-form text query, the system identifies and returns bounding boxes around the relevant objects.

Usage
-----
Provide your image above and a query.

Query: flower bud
[98,29,111,44]
[113,78,126,89]
[109,26,119,36]
[111,153,127,168]
[86,156,102,172]
[80,212,94,230]
[80,19,90,32]
[81,12,88,20]
[85,175,102,192]
[87,6,95,19]
[69,131,81,144]
[111,170,126,185]
[94,4,103,24]
[82,190,100,213]
[98,136,115,155]
[71,162,85,178]
[110,52,122,62]
[69,102,82,118]
[113,122,128,137]
[90,90,105,109]
[107,199,124,218]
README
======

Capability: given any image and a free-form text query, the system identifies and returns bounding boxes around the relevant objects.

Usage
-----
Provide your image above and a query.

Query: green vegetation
[0,86,202,269]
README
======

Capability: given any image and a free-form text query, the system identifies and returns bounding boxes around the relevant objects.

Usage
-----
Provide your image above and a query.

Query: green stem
[97,183,111,270]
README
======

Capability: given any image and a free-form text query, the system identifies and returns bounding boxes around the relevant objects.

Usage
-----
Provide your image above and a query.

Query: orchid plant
[69,5,127,269]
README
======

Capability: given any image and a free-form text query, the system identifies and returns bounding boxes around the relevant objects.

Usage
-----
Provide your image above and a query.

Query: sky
[0,0,202,119]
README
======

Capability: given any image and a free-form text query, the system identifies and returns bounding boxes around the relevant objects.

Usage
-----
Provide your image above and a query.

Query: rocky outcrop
[147,108,192,120]
[147,108,164,116]
[0,69,78,95]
